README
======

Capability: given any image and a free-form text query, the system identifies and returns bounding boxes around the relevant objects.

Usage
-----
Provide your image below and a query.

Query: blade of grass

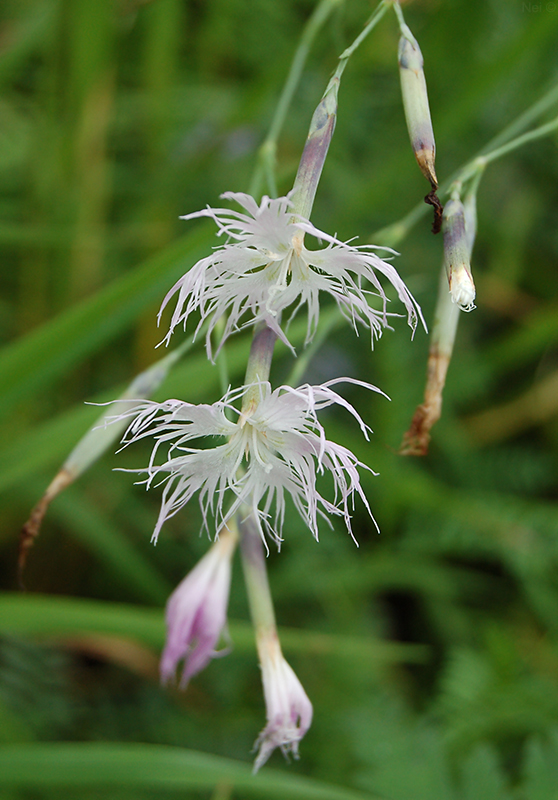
[0,593,428,664]
[0,224,213,417]
[0,742,385,799]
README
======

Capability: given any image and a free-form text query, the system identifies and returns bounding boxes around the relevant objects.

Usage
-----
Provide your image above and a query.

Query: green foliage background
[1,0,558,797]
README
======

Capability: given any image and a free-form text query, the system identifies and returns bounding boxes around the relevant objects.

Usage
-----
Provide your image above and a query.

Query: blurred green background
[1,0,558,797]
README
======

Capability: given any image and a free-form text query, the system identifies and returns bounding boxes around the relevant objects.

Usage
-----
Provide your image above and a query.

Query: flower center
[232,408,273,474]
[266,249,294,312]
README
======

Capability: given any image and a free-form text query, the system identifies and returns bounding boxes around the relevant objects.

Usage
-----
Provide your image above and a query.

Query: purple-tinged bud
[443,198,476,311]
[398,25,437,189]
[291,77,339,221]
[160,525,237,688]
[253,633,313,773]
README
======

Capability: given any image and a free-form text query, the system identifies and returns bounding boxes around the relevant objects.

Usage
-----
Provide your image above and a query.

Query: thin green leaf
[0,592,428,664]
[0,225,212,417]
[0,742,385,799]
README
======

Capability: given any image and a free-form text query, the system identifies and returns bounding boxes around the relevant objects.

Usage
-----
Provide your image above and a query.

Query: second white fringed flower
[116,379,382,544]
[159,192,423,356]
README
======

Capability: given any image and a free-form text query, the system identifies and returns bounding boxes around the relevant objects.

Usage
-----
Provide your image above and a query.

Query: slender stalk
[19,335,195,581]
[400,177,480,455]
[291,0,390,219]
[242,3,392,414]
[238,512,277,638]
[392,1,405,28]
[478,81,558,155]
[251,0,391,207]
[243,1,393,411]
[399,267,460,455]
[337,1,390,64]
[458,114,558,184]
[240,322,278,414]
[249,0,342,199]
[372,83,558,245]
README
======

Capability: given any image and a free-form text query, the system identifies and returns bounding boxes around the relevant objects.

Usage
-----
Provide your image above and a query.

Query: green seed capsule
[398,26,437,188]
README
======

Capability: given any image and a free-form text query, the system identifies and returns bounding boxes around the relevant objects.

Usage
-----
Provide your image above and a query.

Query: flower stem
[400,176,480,455]
[291,0,390,219]
[372,82,558,246]
[399,266,460,455]
[238,511,278,640]
[458,114,558,184]
[241,322,278,413]
[249,0,342,200]
[337,0,391,64]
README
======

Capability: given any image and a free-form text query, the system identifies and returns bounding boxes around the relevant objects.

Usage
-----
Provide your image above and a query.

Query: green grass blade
[0,226,212,417]
[0,592,428,664]
[0,742,385,799]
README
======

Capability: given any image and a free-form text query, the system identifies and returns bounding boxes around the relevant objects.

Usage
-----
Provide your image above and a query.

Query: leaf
[0,592,428,665]
[0,225,212,417]
[0,742,384,799]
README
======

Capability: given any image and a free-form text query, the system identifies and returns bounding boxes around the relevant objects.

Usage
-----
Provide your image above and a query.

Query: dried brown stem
[399,344,451,456]
[18,468,74,587]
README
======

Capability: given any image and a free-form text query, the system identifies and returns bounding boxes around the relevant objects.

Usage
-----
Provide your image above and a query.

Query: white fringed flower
[253,636,313,772]
[159,192,423,356]
[117,379,381,544]
[160,526,236,688]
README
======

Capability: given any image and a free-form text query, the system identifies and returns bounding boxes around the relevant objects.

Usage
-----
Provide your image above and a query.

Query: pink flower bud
[160,528,236,688]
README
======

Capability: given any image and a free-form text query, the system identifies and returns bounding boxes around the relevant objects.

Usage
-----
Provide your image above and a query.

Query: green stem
[238,511,277,637]
[248,0,342,199]
[243,2,392,406]
[372,82,558,246]
[337,1,390,65]
[291,0,390,219]
[240,322,277,413]
[460,114,558,183]
[479,80,558,155]
[392,1,405,28]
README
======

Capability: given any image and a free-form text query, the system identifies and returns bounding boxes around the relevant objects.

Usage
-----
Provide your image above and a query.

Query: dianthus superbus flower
[159,192,423,356]
[115,379,382,544]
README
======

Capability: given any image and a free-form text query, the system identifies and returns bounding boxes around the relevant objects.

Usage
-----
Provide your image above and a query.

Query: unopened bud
[443,198,476,311]
[398,26,437,188]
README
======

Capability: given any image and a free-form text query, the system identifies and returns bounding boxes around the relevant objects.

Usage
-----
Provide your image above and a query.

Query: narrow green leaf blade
[0,742,384,800]
[0,225,212,416]
[0,592,427,664]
